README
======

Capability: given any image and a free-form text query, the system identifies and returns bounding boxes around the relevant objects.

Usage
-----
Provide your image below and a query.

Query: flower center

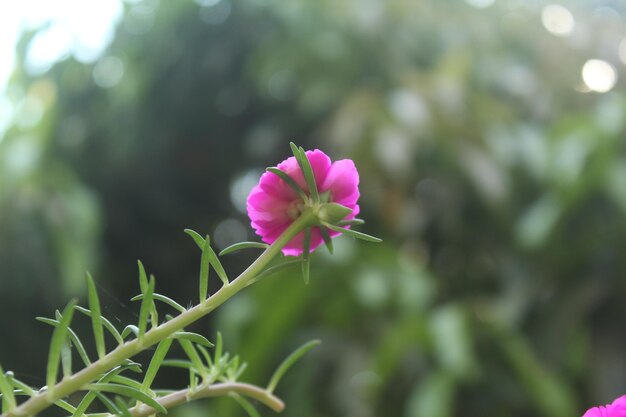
[287,200,306,219]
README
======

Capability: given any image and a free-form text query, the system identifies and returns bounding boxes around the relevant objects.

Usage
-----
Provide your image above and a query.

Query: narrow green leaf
[184,228,205,250]
[132,293,186,314]
[214,332,223,366]
[290,143,319,202]
[86,383,167,414]
[230,393,261,417]
[178,339,208,381]
[142,339,173,392]
[0,366,16,412]
[74,306,123,345]
[94,392,120,415]
[148,274,159,329]
[61,337,72,378]
[137,260,149,293]
[121,325,139,340]
[172,332,214,348]
[207,243,229,286]
[320,227,334,254]
[72,364,140,417]
[47,299,77,393]
[302,228,311,285]
[323,223,382,243]
[199,235,210,303]
[195,345,213,368]
[160,360,199,373]
[54,399,78,414]
[247,259,304,287]
[8,377,34,396]
[219,241,269,256]
[138,276,155,342]
[114,397,133,417]
[36,317,91,367]
[109,375,144,391]
[267,340,321,393]
[10,375,77,414]
[86,273,106,360]
[266,167,307,200]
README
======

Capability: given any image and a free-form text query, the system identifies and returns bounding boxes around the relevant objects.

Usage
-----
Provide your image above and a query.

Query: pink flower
[247,149,360,256]
[583,396,626,417]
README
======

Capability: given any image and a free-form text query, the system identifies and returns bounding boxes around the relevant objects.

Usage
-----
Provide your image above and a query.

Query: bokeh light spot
[214,218,248,250]
[230,169,261,213]
[619,38,626,66]
[92,55,125,88]
[582,59,617,93]
[541,4,575,36]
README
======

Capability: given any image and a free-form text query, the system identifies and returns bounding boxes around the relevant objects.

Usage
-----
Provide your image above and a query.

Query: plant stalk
[117,382,284,417]
[2,211,316,417]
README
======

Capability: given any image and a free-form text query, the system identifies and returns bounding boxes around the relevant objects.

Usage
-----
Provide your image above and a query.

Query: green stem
[2,211,316,417]
[119,382,284,417]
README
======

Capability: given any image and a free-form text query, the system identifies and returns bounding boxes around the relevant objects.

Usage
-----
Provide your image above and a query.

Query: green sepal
[266,167,308,200]
[85,383,167,414]
[219,241,269,256]
[86,273,106,359]
[323,222,382,243]
[267,340,321,393]
[320,227,334,254]
[302,228,311,285]
[318,203,353,224]
[46,299,77,394]
[290,142,319,202]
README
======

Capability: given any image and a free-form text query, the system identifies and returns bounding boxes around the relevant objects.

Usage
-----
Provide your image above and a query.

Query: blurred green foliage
[2,0,626,416]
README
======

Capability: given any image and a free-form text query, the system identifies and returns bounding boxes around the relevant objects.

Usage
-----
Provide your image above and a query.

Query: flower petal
[321,159,360,206]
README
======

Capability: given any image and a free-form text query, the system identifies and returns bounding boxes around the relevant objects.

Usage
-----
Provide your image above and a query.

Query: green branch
[1,211,316,417]
[117,382,284,417]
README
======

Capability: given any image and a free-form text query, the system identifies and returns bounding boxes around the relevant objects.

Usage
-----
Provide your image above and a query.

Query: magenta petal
[259,171,298,201]
[304,149,332,188]
[321,159,360,206]
[282,227,324,256]
[276,156,307,191]
[246,147,361,255]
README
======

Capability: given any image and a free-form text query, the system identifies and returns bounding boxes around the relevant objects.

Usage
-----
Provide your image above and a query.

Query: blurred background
[1,0,626,416]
